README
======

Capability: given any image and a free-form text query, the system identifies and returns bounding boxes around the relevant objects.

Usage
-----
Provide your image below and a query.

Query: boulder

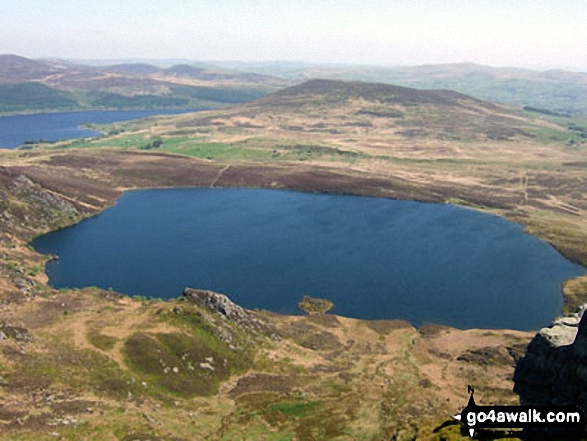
[514,306,587,407]
[0,323,33,342]
[181,288,272,336]
[182,289,249,322]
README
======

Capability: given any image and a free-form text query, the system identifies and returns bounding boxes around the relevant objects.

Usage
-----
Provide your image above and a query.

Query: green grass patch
[278,143,361,161]
[163,306,257,365]
[159,139,274,160]
[269,401,321,417]
[58,133,149,150]
[235,393,348,439]
[525,126,578,144]
[123,329,251,398]
[87,329,118,351]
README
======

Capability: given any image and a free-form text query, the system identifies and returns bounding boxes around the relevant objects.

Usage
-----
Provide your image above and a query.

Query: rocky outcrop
[0,323,33,342]
[183,288,250,322]
[513,305,587,407]
[181,288,278,338]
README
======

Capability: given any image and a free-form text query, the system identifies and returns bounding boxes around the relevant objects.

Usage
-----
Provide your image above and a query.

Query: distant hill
[0,54,65,83]
[174,78,555,144]
[353,63,587,115]
[163,64,204,77]
[0,82,79,112]
[102,63,164,75]
[255,78,498,110]
[5,55,587,116]
[215,61,587,115]
[0,55,283,113]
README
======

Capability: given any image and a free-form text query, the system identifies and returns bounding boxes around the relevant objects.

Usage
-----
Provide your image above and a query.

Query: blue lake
[32,188,586,330]
[0,109,203,149]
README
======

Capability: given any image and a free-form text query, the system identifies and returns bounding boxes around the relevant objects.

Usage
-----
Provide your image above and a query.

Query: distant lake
[32,188,586,330]
[0,109,203,149]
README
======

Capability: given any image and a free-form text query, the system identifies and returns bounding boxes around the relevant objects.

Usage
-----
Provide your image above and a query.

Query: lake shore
[4,147,587,314]
[1,147,586,439]
[33,187,583,330]
[0,108,209,149]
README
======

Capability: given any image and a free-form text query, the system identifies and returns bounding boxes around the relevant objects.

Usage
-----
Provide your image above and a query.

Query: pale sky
[2,0,586,69]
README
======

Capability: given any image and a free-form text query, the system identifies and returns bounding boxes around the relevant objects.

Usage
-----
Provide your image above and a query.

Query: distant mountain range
[0,55,285,113]
[2,55,587,115]
[214,61,587,115]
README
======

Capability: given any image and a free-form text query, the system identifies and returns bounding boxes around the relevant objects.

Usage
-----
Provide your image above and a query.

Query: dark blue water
[0,109,203,149]
[32,188,586,330]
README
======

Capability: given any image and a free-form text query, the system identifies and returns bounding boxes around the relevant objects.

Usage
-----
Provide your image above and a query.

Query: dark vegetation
[0,82,79,111]
[402,76,587,115]
[85,87,267,109]
[4,55,587,115]
[0,54,61,82]
[138,138,164,150]
[298,296,334,315]
[169,85,267,103]
[0,83,269,112]
[87,92,189,109]
[523,106,572,117]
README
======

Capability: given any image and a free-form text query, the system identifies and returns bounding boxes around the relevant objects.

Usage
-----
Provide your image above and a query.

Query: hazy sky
[2,0,586,69]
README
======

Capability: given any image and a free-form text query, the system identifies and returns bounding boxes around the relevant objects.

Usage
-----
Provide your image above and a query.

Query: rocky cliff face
[514,305,587,407]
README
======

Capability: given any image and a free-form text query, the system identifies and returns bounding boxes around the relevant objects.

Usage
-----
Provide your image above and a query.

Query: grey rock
[183,288,249,322]
[182,288,272,336]
[0,323,33,342]
[142,413,156,424]
[514,305,587,408]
